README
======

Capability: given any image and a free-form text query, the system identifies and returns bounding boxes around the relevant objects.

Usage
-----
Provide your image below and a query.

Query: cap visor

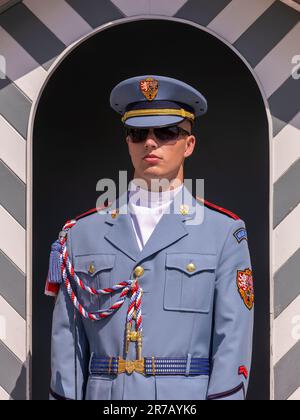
[124,115,185,128]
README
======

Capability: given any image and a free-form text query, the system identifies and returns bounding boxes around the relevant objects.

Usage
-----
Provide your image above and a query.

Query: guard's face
[126,119,196,185]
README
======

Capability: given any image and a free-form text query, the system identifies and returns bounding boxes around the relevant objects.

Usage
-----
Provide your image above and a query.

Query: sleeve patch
[237,268,254,310]
[233,227,248,243]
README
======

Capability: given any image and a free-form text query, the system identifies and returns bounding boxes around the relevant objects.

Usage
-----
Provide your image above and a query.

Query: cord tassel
[47,239,63,284]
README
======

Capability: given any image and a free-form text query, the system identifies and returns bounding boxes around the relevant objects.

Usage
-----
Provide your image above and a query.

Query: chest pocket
[164,253,216,313]
[74,254,116,312]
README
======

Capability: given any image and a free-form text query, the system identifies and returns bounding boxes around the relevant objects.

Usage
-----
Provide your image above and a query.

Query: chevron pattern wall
[0,0,299,400]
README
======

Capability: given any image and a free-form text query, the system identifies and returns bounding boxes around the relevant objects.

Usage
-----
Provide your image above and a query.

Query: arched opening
[30,18,270,400]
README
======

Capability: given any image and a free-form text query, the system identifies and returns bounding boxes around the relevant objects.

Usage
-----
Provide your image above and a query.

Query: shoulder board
[196,196,240,220]
[74,202,113,222]
[74,205,106,222]
[63,202,113,230]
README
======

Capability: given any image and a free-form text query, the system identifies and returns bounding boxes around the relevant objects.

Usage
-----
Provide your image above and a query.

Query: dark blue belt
[90,355,210,376]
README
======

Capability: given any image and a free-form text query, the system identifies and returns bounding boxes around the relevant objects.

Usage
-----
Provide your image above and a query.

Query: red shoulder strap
[61,202,113,237]
[72,202,113,222]
[196,196,240,220]
[74,207,99,221]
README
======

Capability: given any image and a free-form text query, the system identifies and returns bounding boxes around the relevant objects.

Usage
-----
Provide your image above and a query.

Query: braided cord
[59,219,142,332]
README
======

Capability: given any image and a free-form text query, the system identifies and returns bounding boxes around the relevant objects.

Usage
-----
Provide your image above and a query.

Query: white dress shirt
[127,180,183,251]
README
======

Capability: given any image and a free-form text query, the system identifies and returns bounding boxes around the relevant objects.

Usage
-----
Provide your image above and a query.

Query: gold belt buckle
[117,357,145,375]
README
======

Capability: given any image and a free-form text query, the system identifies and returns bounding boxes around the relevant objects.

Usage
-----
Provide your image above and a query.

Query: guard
[46,75,254,400]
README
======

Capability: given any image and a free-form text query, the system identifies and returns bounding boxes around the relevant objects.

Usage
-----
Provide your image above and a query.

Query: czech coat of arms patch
[140,77,159,101]
[237,268,254,310]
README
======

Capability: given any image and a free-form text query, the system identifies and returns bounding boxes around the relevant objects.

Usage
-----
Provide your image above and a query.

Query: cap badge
[140,77,159,101]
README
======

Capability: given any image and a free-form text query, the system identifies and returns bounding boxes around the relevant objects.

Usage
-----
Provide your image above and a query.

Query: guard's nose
[144,129,159,145]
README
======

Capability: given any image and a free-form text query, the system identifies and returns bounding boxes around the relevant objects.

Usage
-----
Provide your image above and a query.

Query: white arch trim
[280,0,300,12]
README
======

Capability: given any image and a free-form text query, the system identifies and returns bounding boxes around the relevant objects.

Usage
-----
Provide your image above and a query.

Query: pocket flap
[74,254,116,277]
[166,253,217,275]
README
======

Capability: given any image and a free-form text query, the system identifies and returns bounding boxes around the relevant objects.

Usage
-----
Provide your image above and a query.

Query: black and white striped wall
[0,0,299,400]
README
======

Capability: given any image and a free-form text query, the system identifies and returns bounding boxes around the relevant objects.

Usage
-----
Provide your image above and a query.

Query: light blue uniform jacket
[49,185,254,400]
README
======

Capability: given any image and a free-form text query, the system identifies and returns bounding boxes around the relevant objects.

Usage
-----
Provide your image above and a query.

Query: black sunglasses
[125,125,191,143]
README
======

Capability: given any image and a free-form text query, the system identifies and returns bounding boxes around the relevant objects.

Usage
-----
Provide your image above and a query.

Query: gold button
[134,266,144,277]
[88,264,95,274]
[186,262,196,273]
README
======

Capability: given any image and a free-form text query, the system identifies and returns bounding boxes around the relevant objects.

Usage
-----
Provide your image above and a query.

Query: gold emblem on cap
[140,77,159,101]
[111,209,119,219]
[180,204,189,215]
[186,263,196,273]
[88,264,95,274]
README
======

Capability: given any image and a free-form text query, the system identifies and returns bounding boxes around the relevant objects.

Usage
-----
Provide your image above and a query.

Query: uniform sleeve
[49,230,90,400]
[206,218,254,400]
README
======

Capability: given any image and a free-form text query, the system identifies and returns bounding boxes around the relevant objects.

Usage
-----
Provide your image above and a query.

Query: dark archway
[32,19,270,400]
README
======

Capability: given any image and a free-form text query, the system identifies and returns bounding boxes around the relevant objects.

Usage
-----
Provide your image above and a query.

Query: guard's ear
[126,136,132,148]
[184,135,196,158]
[125,127,131,144]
